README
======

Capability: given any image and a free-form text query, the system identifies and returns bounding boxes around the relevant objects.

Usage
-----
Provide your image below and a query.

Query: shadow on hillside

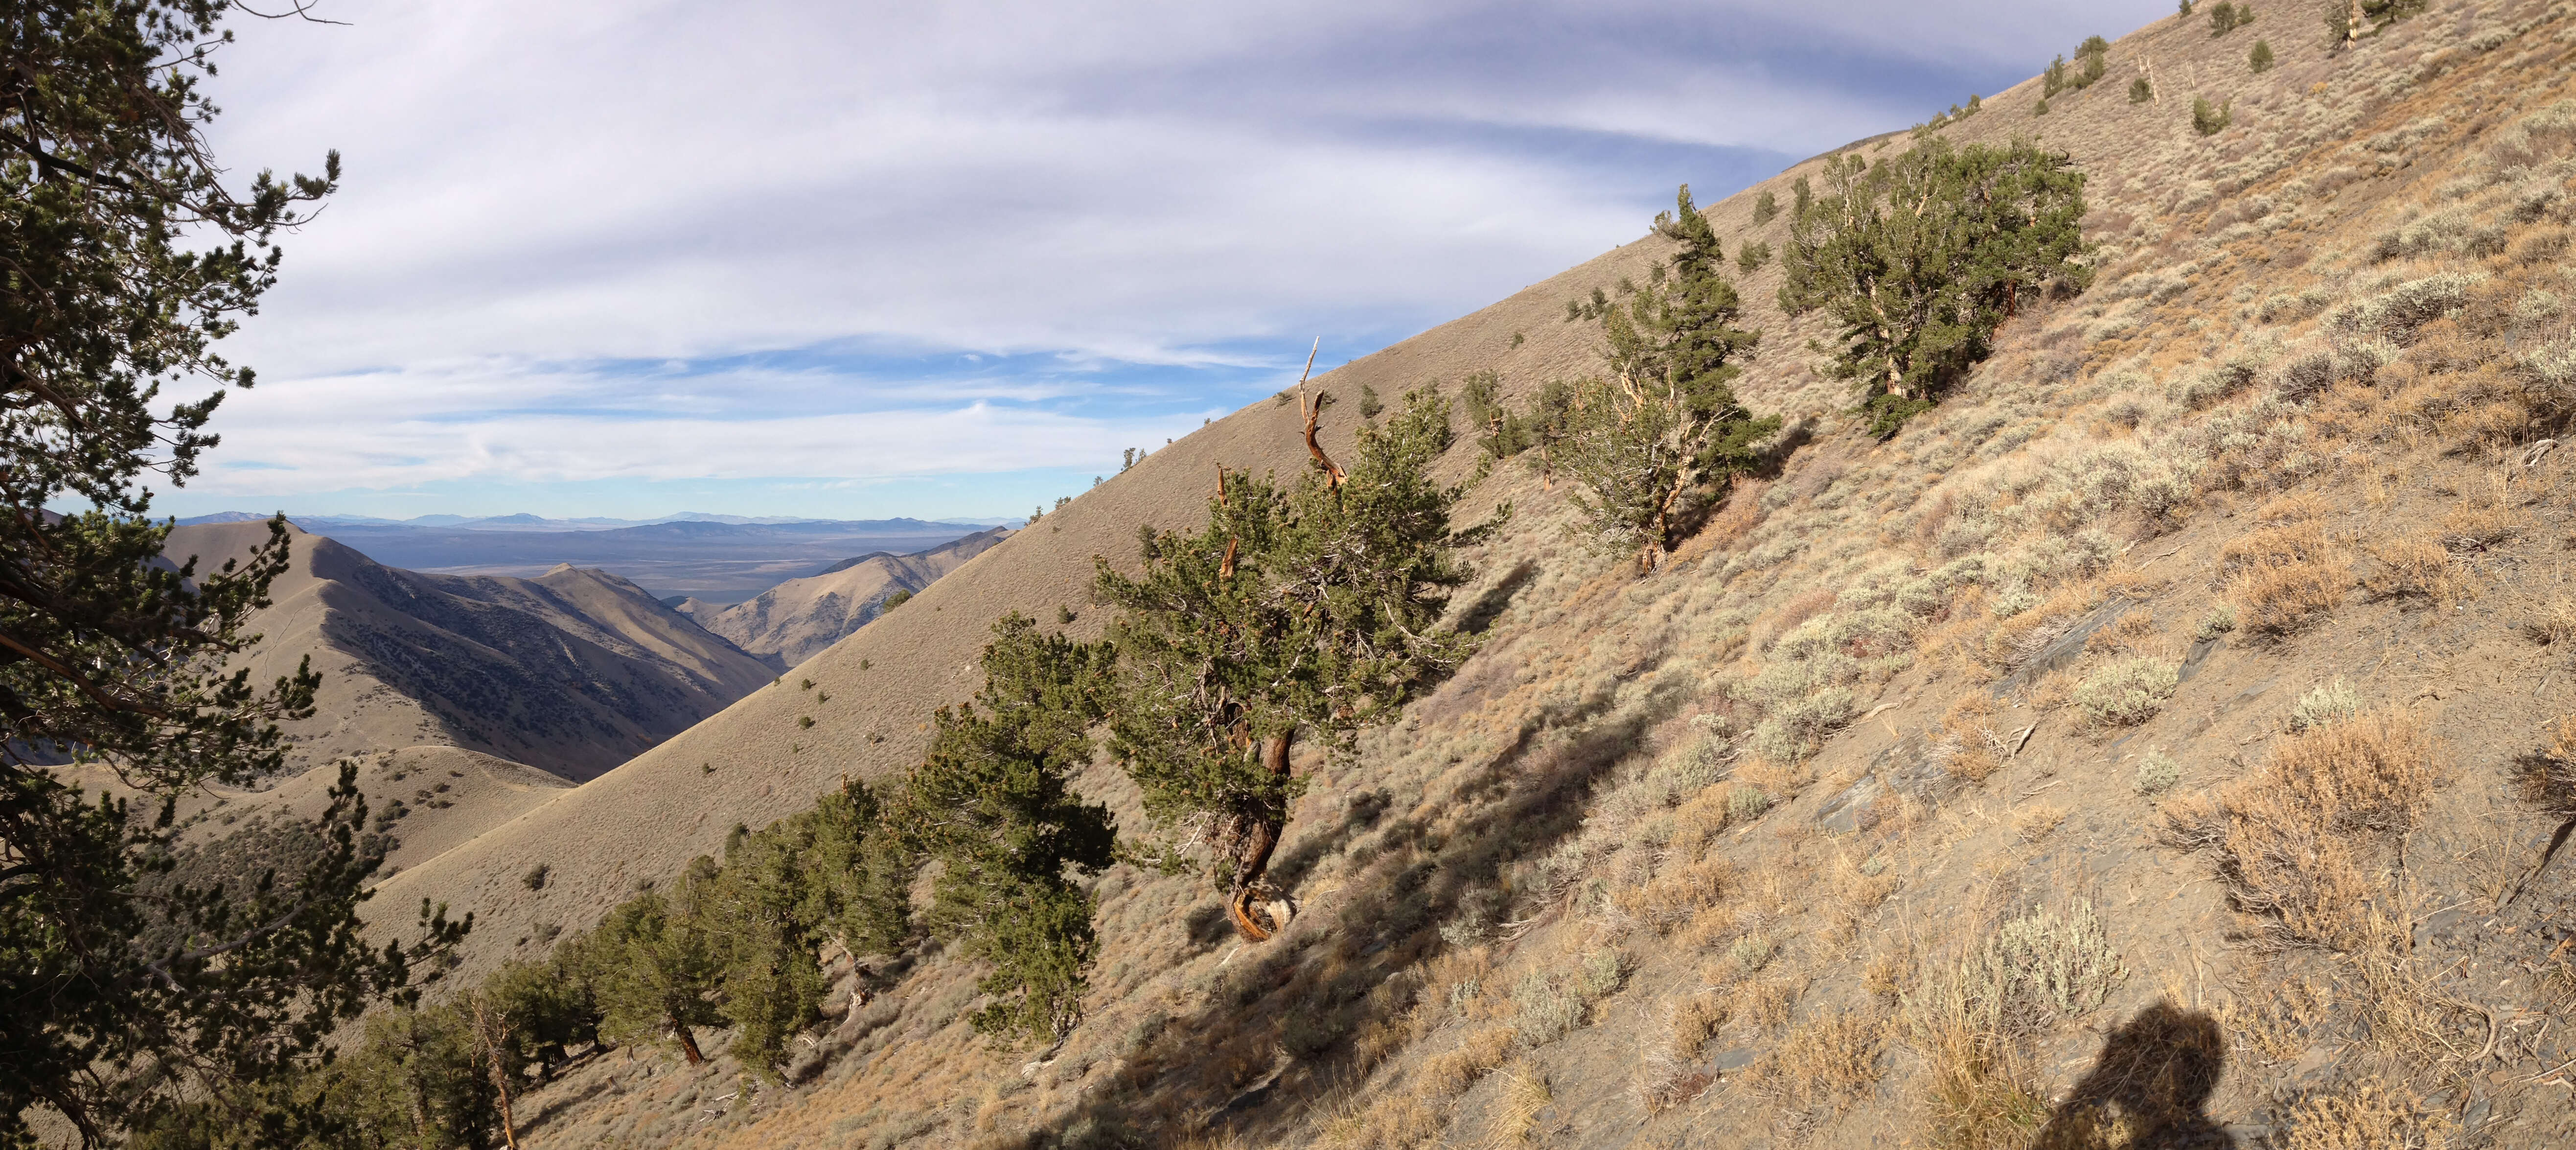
[1018,694,1660,1148]
[1454,560,1538,635]
[2033,1000,2232,1150]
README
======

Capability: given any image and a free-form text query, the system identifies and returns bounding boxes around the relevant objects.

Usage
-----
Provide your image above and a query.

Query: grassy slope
[441,2,2576,1145]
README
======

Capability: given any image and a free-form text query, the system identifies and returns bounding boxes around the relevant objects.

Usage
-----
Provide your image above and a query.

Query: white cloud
[179,0,2169,503]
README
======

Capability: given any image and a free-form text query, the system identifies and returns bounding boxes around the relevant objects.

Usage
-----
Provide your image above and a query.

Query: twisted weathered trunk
[673,1019,705,1065]
[1226,732,1295,941]
[470,995,522,1150]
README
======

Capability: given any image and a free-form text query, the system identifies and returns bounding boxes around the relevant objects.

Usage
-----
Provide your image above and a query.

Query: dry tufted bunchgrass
[2208,710,2438,949]
[1484,1060,1552,1147]
[2275,1075,2460,1150]
[1905,965,2051,1150]
[2360,533,2462,604]
[2229,555,2346,637]
[1744,1007,1887,1118]
[1416,1023,1519,1098]
[2525,598,2576,646]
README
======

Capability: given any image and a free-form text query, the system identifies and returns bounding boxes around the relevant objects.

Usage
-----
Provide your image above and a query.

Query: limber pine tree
[1097,389,1487,941]
[2,3,466,1143]
[588,868,727,1065]
[1779,138,2092,437]
[1551,186,1778,575]
[881,614,1118,1042]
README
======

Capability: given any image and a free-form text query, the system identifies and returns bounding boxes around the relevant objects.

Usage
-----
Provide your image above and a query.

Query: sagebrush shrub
[2077,658,2180,727]
[1959,901,2126,1034]
[2288,679,2362,732]
[2133,751,2183,796]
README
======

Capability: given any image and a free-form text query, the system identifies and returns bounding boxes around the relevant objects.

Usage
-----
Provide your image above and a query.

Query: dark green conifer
[2,3,466,1139]
[1098,391,1484,939]
[884,615,1117,1040]
[588,873,726,1064]
[1541,187,1777,574]
[1780,139,2092,437]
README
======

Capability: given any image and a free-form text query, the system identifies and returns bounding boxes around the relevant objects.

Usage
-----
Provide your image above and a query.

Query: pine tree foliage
[1779,139,2093,437]
[883,614,1117,1042]
[703,824,833,1074]
[1549,186,1778,573]
[1460,370,1574,484]
[1097,391,1484,940]
[2193,95,2235,135]
[588,870,726,1065]
[1,5,465,1143]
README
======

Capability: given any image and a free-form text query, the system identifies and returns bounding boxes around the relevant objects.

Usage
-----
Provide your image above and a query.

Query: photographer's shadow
[2036,1000,2235,1150]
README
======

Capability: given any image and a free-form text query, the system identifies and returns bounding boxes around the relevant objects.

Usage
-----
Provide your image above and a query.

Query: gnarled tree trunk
[1226,732,1295,940]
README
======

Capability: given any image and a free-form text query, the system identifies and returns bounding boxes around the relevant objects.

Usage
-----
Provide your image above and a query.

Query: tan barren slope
[170,522,776,782]
[678,525,1013,670]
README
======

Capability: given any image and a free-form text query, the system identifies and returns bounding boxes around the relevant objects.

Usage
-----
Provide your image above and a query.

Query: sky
[161,0,2172,522]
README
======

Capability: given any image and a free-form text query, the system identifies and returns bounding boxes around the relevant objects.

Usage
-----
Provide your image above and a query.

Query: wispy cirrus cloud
[161,0,2168,518]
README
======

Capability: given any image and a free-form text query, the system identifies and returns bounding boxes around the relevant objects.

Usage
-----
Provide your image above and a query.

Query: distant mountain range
[677,526,1013,670]
[170,513,1015,602]
[175,510,1020,533]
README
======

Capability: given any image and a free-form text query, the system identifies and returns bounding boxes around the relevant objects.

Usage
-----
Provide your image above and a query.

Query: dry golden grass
[2025,668,2074,713]
[2276,1075,2459,1150]
[2360,534,2462,603]
[2524,598,2576,645]
[2438,501,2522,550]
[2012,802,2068,843]
[2229,555,2345,637]
[1737,976,1802,1030]
[1618,854,1735,935]
[1316,1089,1443,1150]
[1675,901,1741,953]
[1417,1023,1519,1098]
[1732,756,1811,799]
[2252,491,2332,524]
[1483,1060,1551,1147]
[2081,609,2160,657]
[2221,519,2330,572]
[1745,1008,1886,1114]
[2211,711,2438,949]
[1981,586,2102,673]
[1634,996,1723,1115]
[1938,694,2006,782]
[1905,967,2050,1150]
[1699,479,1771,549]
[1826,850,1900,938]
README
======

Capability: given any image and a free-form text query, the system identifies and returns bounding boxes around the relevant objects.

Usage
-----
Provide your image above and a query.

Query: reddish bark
[1225,732,1296,941]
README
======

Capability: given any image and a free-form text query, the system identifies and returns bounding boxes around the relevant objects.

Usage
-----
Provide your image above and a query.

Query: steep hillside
[171,522,776,781]
[678,526,1014,670]
[379,2,2576,1146]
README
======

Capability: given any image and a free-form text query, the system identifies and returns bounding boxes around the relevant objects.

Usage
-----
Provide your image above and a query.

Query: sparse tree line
[1497,150,2090,573]
[100,385,1495,1148]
